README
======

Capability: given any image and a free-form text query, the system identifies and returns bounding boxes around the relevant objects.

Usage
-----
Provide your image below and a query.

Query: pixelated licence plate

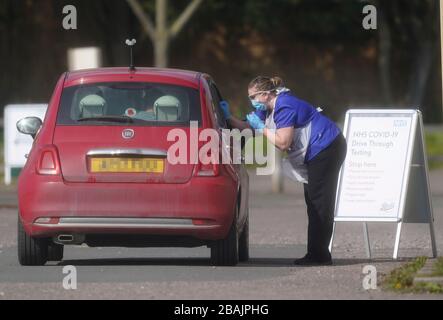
[90,158,164,173]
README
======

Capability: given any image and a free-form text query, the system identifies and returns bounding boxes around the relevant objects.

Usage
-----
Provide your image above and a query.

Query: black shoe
[293,254,333,266]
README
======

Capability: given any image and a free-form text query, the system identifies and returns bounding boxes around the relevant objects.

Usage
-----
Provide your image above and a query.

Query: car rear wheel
[47,243,64,262]
[210,206,239,266]
[239,212,249,262]
[18,218,48,266]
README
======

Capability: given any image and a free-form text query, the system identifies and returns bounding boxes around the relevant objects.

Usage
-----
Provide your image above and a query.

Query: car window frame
[208,80,228,129]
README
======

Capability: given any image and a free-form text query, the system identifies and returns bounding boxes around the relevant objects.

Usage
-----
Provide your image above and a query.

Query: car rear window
[57,82,202,126]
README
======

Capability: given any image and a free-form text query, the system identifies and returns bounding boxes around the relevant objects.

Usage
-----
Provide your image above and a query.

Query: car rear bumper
[18,174,238,241]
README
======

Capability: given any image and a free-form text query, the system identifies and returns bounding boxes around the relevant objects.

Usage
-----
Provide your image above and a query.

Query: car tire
[18,218,48,266]
[239,212,249,262]
[210,206,239,266]
[47,243,64,262]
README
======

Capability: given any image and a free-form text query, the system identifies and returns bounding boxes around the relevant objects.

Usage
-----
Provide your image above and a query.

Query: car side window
[208,81,227,129]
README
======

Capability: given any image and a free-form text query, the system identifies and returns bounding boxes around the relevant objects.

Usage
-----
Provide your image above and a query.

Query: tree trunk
[155,0,169,67]
[409,41,433,107]
[378,6,392,104]
[154,36,169,68]
[406,0,437,113]
[127,0,202,68]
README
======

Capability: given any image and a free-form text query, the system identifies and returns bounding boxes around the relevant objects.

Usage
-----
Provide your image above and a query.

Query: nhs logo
[393,120,407,127]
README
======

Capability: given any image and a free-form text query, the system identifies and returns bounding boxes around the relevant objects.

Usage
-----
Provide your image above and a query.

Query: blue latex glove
[246,112,265,133]
[219,100,231,120]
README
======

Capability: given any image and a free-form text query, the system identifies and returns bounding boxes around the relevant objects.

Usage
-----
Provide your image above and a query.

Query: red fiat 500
[17,68,249,266]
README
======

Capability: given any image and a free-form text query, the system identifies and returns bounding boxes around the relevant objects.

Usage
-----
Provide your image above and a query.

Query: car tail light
[36,145,61,175]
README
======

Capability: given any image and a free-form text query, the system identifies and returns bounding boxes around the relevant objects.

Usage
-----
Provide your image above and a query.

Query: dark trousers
[304,134,347,260]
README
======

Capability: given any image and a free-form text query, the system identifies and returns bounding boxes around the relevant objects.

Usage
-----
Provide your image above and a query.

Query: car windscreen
[56,82,202,126]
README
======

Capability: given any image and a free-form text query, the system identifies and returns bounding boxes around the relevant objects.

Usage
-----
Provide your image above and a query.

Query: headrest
[153,95,181,121]
[153,95,181,108]
[79,94,106,108]
[79,94,105,117]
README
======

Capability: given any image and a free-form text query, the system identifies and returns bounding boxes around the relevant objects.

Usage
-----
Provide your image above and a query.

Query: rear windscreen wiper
[77,116,134,123]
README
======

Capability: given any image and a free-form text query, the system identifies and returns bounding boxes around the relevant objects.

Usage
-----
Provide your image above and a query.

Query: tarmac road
[0,169,442,300]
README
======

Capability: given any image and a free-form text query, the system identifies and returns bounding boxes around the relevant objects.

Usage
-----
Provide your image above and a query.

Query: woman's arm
[263,127,294,151]
[220,100,252,131]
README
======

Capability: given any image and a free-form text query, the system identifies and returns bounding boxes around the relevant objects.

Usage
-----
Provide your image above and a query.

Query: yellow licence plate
[90,158,164,173]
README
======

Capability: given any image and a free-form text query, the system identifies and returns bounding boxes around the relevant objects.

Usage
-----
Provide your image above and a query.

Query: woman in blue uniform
[221,76,347,266]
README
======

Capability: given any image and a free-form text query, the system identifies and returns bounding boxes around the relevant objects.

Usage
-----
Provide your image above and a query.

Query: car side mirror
[16,117,43,139]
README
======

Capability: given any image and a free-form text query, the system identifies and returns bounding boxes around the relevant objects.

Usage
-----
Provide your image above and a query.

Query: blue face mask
[250,99,267,112]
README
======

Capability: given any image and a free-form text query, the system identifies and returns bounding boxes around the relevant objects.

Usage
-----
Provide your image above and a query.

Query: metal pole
[363,223,371,259]
[393,222,403,260]
[130,46,134,70]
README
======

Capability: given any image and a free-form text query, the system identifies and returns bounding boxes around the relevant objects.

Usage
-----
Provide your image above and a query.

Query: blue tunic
[255,92,340,163]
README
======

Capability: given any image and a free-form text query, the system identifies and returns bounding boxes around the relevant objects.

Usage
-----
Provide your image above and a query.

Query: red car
[16,68,249,266]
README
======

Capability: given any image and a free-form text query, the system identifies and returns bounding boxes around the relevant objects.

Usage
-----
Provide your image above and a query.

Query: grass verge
[430,257,443,277]
[426,132,443,170]
[382,257,443,294]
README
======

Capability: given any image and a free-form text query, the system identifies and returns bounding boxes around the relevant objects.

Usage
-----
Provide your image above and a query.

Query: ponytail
[270,77,284,89]
[249,76,285,92]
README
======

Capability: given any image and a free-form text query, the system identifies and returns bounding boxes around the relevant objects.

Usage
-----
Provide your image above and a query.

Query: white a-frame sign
[330,109,437,259]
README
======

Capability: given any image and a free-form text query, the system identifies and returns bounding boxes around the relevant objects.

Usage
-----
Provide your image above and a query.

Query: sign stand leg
[393,222,403,260]
[430,219,438,258]
[363,223,371,259]
[420,110,438,259]
[329,222,336,254]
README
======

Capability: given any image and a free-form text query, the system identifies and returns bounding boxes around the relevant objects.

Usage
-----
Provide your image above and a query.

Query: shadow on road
[55,257,402,267]
[57,257,301,267]
[57,258,212,267]
[241,257,403,267]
